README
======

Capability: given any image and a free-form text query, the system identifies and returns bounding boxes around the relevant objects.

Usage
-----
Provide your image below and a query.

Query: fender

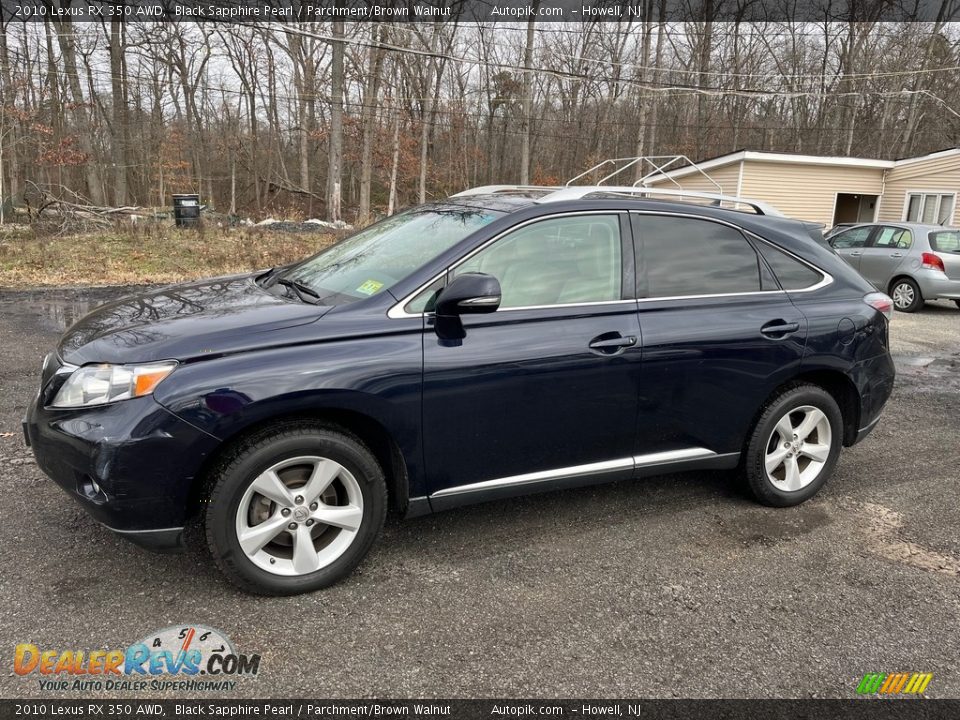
[152,334,426,496]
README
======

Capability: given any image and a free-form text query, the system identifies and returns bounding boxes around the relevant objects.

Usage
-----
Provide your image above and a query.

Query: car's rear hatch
[929,230,960,280]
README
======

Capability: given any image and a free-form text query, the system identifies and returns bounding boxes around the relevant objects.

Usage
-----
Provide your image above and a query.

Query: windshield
[929,230,960,253]
[276,207,501,304]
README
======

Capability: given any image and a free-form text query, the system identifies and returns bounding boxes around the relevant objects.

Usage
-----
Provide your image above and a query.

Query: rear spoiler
[800,221,829,249]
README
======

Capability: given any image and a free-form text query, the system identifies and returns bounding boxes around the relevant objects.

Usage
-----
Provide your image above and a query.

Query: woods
[1,17,959,223]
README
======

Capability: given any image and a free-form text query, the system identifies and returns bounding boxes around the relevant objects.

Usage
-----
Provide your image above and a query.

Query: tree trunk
[108,18,128,206]
[54,19,105,205]
[326,21,344,223]
[519,7,539,185]
[359,25,385,223]
[388,105,401,216]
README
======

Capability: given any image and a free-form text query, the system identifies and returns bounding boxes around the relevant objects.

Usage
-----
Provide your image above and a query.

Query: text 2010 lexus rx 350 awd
[24,188,895,595]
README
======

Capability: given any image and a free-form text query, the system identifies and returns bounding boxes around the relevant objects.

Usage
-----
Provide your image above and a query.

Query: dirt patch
[0,225,333,287]
[860,502,960,577]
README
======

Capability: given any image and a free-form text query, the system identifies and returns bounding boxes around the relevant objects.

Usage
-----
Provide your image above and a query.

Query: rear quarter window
[929,231,960,253]
[755,242,824,290]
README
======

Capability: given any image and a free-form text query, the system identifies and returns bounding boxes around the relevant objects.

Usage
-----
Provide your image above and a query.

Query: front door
[829,225,874,273]
[630,213,809,460]
[419,213,642,507]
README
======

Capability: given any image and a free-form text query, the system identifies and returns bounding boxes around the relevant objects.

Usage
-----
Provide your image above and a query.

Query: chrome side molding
[430,447,731,499]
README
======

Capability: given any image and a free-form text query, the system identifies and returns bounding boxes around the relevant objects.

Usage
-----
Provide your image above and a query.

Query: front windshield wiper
[276,277,321,305]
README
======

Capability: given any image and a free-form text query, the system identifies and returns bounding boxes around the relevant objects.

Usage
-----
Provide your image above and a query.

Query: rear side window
[872,227,913,249]
[755,242,824,290]
[929,231,960,253]
[831,227,871,249]
[635,216,766,298]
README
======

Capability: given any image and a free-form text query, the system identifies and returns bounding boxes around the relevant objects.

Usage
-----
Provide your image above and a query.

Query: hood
[58,274,330,365]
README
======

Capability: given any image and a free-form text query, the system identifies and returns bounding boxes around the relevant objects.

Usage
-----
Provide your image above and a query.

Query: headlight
[51,361,177,408]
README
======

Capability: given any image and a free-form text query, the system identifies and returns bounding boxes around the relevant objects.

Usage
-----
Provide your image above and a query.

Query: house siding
[877,154,960,224]
[645,162,742,195]
[739,162,886,225]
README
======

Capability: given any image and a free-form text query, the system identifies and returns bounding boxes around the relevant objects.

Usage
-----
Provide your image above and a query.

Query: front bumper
[23,365,220,551]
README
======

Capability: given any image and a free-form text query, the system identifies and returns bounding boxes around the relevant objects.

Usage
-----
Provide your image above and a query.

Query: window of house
[904,193,955,225]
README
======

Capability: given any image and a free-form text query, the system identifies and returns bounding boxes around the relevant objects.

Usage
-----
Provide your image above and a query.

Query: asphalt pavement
[0,287,958,699]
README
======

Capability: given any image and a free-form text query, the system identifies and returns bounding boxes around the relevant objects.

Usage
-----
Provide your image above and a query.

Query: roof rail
[535,186,784,216]
[449,185,557,197]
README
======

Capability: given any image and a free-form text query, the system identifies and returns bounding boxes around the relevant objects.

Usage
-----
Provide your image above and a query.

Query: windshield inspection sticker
[356,279,384,295]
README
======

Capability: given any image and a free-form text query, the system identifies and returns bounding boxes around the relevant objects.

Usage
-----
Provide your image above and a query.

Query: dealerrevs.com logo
[14,625,261,693]
[856,673,933,696]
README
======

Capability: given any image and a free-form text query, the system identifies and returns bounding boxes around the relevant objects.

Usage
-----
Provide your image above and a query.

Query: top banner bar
[2,0,958,23]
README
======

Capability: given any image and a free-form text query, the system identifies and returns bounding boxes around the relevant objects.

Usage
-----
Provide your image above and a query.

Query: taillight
[921,252,945,272]
[864,292,893,321]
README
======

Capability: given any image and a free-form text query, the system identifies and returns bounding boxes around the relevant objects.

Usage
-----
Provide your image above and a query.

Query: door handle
[760,320,800,338]
[588,333,637,355]
[889,252,903,258]
[849,251,863,256]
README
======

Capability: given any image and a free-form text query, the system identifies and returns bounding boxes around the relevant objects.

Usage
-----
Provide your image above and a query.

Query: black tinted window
[756,242,823,290]
[637,216,764,298]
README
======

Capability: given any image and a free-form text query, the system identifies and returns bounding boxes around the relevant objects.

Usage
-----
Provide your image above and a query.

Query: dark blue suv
[24,187,895,595]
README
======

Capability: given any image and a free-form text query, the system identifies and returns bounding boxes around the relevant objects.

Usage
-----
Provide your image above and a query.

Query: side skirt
[426,449,740,513]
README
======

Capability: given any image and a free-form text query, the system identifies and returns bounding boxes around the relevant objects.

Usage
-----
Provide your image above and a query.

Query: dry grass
[0,223,335,288]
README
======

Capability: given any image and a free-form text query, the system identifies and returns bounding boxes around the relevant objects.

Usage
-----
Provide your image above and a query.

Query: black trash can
[172,193,201,227]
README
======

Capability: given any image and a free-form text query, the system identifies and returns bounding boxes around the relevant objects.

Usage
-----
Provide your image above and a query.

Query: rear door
[859,225,913,289]
[630,213,809,460]
[829,226,874,272]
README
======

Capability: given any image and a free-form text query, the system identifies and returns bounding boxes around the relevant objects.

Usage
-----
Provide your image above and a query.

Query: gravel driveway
[1,287,958,699]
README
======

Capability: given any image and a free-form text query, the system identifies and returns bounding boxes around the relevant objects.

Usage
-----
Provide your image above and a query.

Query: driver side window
[452,215,623,309]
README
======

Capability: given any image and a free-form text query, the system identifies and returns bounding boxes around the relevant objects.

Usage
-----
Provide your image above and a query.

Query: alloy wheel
[892,282,915,310]
[763,405,832,492]
[234,455,363,576]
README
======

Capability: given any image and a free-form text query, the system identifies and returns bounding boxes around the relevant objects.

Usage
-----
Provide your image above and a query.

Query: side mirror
[434,272,501,316]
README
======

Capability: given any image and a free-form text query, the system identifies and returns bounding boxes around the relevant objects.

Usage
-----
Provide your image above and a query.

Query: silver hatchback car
[829,222,960,312]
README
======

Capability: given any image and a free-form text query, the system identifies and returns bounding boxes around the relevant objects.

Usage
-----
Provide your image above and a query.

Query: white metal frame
[450,184,783,216]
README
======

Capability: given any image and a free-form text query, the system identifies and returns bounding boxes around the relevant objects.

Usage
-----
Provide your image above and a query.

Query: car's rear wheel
[890,277,923,313]
[205,422,386,595]
[742,384,842,507]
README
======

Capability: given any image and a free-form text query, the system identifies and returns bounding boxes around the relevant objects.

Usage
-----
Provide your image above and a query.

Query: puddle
[26,298,95,332]
[718,503,833,547]
[0,286,145,332]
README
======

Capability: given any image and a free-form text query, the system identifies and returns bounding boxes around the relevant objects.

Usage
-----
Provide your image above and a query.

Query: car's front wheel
[890,277,923,313]
[742,384,843,507]
[205,422,386,595]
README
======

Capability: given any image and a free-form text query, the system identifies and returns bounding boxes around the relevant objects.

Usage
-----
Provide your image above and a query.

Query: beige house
[645,148,960,228]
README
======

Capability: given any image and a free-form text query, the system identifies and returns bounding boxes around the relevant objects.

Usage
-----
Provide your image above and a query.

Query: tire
[954,300,960,310]
[205,421,386,595]
[742,384,843,508]
[890,277,923,313]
